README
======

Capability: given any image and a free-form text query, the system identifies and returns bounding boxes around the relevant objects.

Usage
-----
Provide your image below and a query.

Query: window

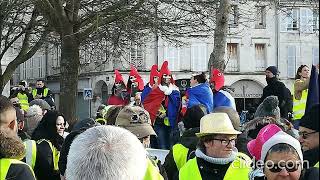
[37,57,43,77]
[287,9,299,31]
[300,8,313,33]
[52,44,61,68]
[313,47,319,65]
[164,46,180,71]
[255,44,266,71]
[287,46,296,78]
[229,5,239,27]
[21,62,27,79]
[130,45,144,70]
[255,6,266,29]
[191,43,208,72]
[313,10,319,31]
[226,43,239,72]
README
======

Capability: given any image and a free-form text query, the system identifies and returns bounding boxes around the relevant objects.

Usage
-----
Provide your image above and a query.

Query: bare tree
[31,0,219,125]
[208,0,231,73]
[0,0,49,93]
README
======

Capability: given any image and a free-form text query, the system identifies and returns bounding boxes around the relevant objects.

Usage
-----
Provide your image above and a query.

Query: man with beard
[260,66,293,119]
[0,95,36,180]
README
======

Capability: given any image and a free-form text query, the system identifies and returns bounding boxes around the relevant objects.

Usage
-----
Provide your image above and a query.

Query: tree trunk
[208,0,230,75]
[59,33,80,126]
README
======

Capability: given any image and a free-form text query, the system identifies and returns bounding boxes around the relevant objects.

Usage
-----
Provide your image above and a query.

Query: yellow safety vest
[32,88,49,98]
[159,105,170,126]
[37,139,60,171]
[315,162,319,168]
[293,89,308,120]
[23,140,37,169]
[96,118,107,125]
[0,158,35,180]
[179,152,252,180]
[172,144,189,170]
[144,158,164,180]
[17,92,29,111]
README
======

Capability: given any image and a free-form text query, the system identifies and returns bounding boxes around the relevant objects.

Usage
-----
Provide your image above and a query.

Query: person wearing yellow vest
[292,65,310,129]
[95,104,114,125]
[31,110,65,180]
[32,79,56,109]
[179,113,252,180]
[12,80,33,111]
[164,104,207,180]
[115,106,166,180]
[32,79,51,99]
[298,105,319,169]
[0,95,36,180]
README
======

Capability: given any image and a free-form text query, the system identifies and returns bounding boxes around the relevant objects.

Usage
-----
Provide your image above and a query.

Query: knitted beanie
[266,66,279,76]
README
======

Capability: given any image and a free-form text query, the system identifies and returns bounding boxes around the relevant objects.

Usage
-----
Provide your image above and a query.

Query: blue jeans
[154,124,172,150]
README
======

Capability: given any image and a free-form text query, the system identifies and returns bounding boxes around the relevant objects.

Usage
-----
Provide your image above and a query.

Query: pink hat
[247,124,282,160]
[247,124,303,162]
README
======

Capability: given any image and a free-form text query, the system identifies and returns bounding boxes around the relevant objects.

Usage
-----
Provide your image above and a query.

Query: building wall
[12,1,319,117]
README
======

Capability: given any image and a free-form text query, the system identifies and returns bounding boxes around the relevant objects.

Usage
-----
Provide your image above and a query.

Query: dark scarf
[303,147,319,167]
[266,77,278,85]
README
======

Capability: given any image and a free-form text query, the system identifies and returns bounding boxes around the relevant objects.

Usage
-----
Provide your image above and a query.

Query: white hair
[26,105,42,116]
[66,126,147,180]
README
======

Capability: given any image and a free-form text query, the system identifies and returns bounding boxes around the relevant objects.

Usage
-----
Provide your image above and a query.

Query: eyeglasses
[266,162,300,173]
[212,138,236,146]
[299,131,317,139]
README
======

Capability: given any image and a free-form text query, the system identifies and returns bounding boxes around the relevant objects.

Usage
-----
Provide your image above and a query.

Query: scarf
[195,148,238,165]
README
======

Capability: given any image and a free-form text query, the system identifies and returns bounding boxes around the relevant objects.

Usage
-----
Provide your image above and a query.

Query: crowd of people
[0,61,319,180]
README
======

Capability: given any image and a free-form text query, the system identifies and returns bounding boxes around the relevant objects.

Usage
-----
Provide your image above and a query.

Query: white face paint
[162,74,171,85]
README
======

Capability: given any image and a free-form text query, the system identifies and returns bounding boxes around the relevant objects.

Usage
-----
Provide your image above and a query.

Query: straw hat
[196,113,241,137]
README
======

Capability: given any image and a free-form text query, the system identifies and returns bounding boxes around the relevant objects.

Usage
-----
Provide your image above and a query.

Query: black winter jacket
[163,127,199,180]
[260,77,293,119]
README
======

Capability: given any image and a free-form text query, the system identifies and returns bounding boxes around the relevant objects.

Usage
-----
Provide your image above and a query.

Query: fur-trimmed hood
[0,130,25,159]
[242,116,297,139]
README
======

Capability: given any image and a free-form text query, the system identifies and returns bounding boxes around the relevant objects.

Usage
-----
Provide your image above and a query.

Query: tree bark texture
[208,0,230,75]
[59,33,80,126]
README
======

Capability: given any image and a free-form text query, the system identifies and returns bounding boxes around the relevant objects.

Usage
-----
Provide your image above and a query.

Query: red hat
[114,69,124,83]
[160,61,171,76]
[129,65,142,79]
[149,65,160,86]
[129,65,144,90]
[210,68,225,91]
[160,61,174,83]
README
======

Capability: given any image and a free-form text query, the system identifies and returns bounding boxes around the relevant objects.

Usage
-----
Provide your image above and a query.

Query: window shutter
[287,46,296,78]
[191,43,208,72]
[300,8,308,33]
[300,8,313,33]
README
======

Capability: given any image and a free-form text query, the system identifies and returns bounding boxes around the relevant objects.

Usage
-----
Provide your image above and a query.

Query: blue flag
[305,65,319,112]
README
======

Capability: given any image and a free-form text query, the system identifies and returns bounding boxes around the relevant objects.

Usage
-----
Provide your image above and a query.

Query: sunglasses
[299,131,318,139]
[266,162,300,173]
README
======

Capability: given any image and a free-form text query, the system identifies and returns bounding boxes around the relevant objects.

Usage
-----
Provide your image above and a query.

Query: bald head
[0,95,17,132]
